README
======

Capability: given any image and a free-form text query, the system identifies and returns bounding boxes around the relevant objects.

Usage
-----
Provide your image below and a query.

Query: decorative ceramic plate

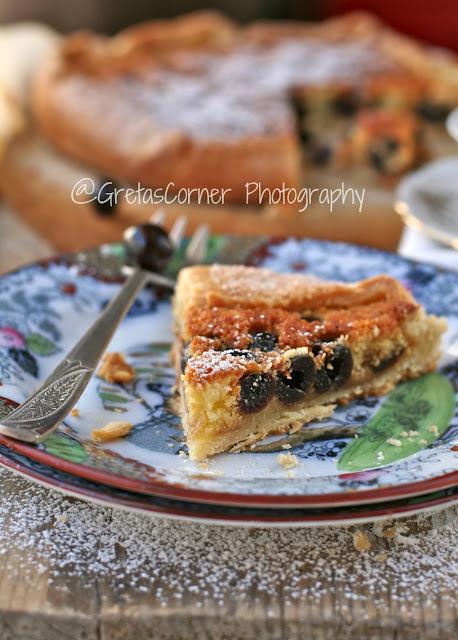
[395,157,458,249]
[1,442,458,527]
[0,238,457,509]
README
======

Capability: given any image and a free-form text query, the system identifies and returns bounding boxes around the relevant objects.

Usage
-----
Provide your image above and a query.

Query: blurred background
[0,0,457,272]
[0,0,456,48]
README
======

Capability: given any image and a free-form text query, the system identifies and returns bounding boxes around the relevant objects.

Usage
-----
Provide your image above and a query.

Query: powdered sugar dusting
[1,468,457,615]
[121,38,393,139]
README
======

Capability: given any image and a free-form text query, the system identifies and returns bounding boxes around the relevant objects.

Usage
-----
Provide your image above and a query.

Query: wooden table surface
[0,204,457,640]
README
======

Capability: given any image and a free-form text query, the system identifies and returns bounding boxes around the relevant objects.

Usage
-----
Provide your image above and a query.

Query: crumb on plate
[97,352,135,384]
[277,452,299,469]
[91,421,133,443]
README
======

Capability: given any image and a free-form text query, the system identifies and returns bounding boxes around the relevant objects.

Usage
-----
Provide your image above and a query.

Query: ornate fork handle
[0,268,174,443]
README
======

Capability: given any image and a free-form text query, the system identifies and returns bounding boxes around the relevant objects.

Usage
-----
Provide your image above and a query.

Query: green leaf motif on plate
[98,392,130,404]
[26,332,58,356]
[338,373,456,472]
[42,433,88,464]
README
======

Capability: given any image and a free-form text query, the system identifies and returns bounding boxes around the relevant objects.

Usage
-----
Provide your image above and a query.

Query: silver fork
[0,213,209,443]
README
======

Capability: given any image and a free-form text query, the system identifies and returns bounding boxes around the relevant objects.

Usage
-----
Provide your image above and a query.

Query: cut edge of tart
[173,264,446,460]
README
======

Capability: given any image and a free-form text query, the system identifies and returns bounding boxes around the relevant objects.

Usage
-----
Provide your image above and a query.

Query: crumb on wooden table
[91,421,133,443]
[353,529,372,552]
[97,352,135,384]
[277,452,299,470]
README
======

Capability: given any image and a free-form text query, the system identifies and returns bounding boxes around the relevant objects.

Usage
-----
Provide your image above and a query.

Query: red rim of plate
[0,433,457,508]
[0,448,457,525]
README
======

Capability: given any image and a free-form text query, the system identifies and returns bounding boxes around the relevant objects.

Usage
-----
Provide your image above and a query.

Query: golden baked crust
[32,11,458,202]
[174,265,446,459]
[174,265,414,318]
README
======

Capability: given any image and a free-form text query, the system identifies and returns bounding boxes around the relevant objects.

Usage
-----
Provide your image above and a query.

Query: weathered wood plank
[0,473,99,640]
[1,468,457,640]
[0,205,52,274]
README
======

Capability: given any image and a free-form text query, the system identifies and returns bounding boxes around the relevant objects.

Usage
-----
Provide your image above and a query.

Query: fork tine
[185,225,209,264]
[149,209,166,226]
[169,215,188,248]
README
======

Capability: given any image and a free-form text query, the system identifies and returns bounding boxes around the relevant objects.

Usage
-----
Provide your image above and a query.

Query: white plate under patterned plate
[446,107,458,143]
[0,237,457,509]
[395,157,458,249]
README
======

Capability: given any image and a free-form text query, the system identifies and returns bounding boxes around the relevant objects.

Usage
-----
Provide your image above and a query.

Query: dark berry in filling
[328,344,353,386]
[383,137,400,152]
[94,178,119,216]
[276,354,316,405]
[250,332,277,352]
[290,94,307,118]
[125,224,174,272]
[310,144,332,166]
[312,341,324,356]
[327,345,353,387]
[314,344,353,392]
[368,137,400,174]
[223,349,256,360]
[239,373,275,414]
[299,128,313,146]
[314,368,332,393]
[276,377,305,404]
[371,348,405,373]
[415,101,450,122]
[290,355,316,382]
[333,92,359,117]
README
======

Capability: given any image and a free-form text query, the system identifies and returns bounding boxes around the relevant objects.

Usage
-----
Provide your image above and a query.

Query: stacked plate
[0,236,457,527]
[394,107,458,250]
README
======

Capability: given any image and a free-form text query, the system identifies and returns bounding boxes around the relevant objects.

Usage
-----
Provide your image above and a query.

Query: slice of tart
[173,265,446,460]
